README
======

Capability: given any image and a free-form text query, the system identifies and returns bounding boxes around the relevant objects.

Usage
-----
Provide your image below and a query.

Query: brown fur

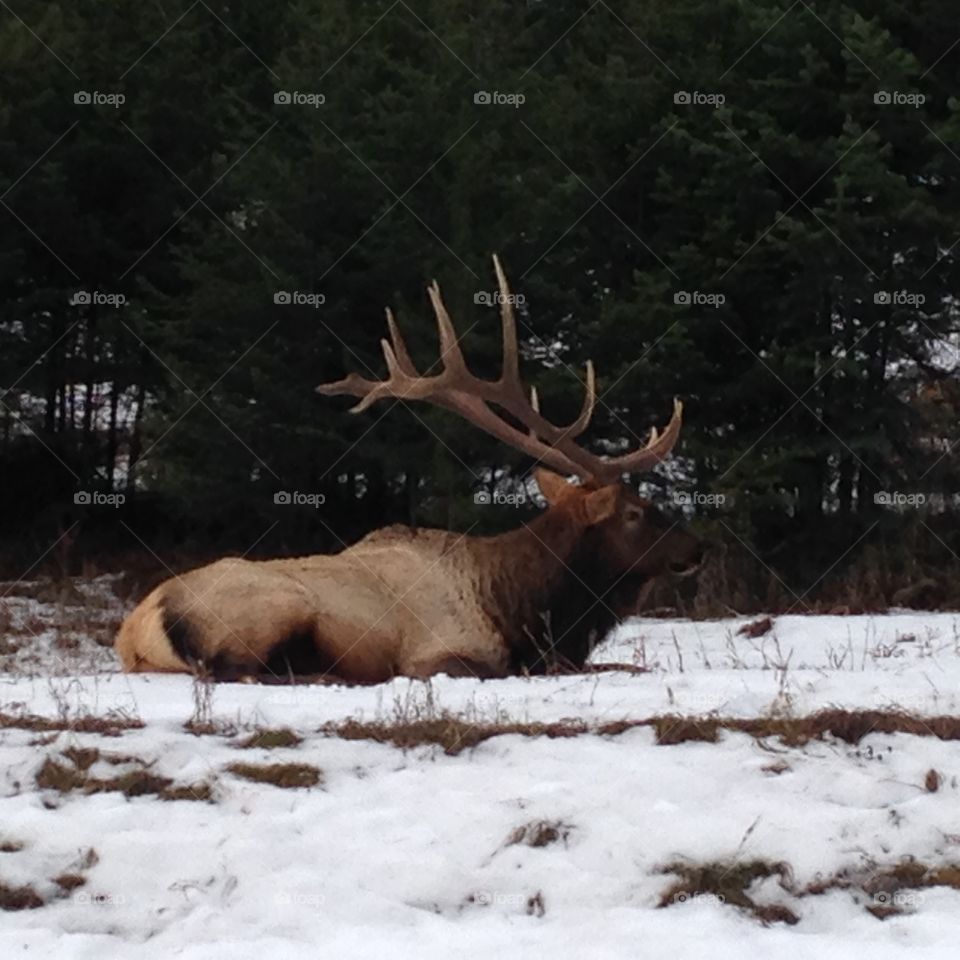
[115,471,702,680]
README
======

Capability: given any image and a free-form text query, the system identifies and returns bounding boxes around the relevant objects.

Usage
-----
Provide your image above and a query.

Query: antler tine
[427,281,468,377]
[492,254,521,394]
[380,338,408,381]
[490,253,594,441]
[587,398,683,482]
[316,371,383,412]
[514,360,596,446]
[385,307,419,376]
[526,378,592,453]
[316,310,418,411]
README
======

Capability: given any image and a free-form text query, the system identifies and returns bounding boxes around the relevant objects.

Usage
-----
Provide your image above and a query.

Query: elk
[115,258,702,680]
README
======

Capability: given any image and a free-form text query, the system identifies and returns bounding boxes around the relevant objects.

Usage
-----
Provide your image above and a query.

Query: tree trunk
[82,310,97,480]
[107,377,120,489]
[126,351,148,494]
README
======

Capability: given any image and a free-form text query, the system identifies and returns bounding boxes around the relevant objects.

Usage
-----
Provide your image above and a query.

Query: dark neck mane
[474,511,640,673]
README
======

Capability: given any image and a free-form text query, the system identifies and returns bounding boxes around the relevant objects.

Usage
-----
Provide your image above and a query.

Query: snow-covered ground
[3,580,960,958]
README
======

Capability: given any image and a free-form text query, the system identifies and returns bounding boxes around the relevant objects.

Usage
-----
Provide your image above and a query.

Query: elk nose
[669,547,704,576]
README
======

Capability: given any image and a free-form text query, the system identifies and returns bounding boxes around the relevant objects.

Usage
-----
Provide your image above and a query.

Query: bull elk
[115,258,702,680]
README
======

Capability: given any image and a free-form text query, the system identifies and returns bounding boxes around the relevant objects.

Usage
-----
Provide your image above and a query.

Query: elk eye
[624,509,644,524]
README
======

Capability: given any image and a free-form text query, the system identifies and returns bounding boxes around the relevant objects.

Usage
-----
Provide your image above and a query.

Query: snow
[3,583,960,958]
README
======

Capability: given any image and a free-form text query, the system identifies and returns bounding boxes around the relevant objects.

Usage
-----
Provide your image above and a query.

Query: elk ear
[534,468,572,505]
[583,485,620,525]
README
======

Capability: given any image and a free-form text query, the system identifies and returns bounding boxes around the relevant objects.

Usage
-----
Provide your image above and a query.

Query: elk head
[533,469,703,584]
[318,255,703,591]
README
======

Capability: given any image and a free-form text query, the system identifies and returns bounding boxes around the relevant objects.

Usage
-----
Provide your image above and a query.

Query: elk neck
[471,502,600,670]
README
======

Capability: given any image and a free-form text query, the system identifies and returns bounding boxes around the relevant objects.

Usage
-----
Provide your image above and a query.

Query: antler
[317,255,682,483]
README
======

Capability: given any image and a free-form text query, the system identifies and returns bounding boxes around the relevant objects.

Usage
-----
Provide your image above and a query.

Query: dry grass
[162,783,215,801]
[659,859,798,924]
[0,881,44,911]
[544,660,652,677]
[52,873,86,892]
[330,714,590,755]
[236,728,302,749]
[506,820,573,849]
[761,760,791,775]
[0,847,99,911]
[731,710,960,746]
[805,859,960,919]
[652,716,720,745]
[182,674,238,736]
[226,762,322,789]
[660,856,960,925]
[35,750,213,802]
[322,708,960,755]
[184,719,237,737]
[806,860,960,896]
[62,745,105,770]
[0,710,143,735]
[647,710,958,748]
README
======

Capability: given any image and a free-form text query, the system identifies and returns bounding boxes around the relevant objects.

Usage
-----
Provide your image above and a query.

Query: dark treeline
[2,0,959,610]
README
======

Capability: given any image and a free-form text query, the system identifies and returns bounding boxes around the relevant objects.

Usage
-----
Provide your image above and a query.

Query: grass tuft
[653,716,720,745]
[0,881,44,911]
[329,715,588,756]
[237,728,302,749]
[35,752,212,801]
[506,820,573,849]
[0,711,143,735]
[805,859,960,917]
[526,891,546,916]
[226,762,322,789]
[53,873,86,892]
[659,859,798,925]
[61,746,101,770]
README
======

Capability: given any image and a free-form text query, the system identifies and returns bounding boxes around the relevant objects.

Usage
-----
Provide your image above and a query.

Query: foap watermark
[474,90,525,108]
[674,291,725,308]
[472,890,525,906]
[668,691,728,714]
[74,491,125,508]
[474,290,525,307]
[474,490,526,508]
[671,891,725,907]
[874,90,925,108]
[874,491,927,508]
[874,290,925,307]
[274,491,326,508]
[71,291,126,307]
[76,891,126,905]
[259,685,316,708]
[74,90,125,108]
[275,891,325,907]
[872,890,924,910]
[274,90,325,108]
[274,291,326,308]
[674,491,726,508]
[674,90,725,108]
